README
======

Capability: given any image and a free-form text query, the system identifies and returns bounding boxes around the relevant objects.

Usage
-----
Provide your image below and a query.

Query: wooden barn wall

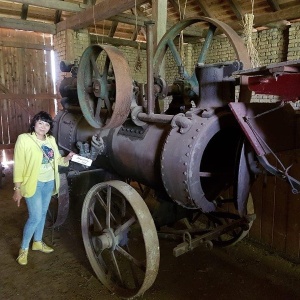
[250,151,300,261]
[0,28,56,150]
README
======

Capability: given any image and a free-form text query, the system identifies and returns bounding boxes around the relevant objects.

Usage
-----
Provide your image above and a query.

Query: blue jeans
[21,180,54,249]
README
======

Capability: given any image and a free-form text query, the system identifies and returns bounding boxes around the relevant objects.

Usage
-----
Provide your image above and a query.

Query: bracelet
[13,186,21,191]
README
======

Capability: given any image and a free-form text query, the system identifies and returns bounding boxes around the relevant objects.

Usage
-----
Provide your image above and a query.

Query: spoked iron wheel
[77,44,133,129]
[46,173,69,228]
[81,180,160,299]
[153,17,251,106]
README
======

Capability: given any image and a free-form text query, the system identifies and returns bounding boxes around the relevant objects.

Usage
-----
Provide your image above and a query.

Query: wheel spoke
[106,185,112,228]
[94,97,103,121]
[115,216,136,236]
[103,95,112,116]
[89,207,103,232]
[116,244,146,272]
[167,39,189,78]
[90,54,101,78]
[197,24,216,64]
[189,24,217,85]
[103,56,110,78]
[111,251,124,285]
[95,192,117,223]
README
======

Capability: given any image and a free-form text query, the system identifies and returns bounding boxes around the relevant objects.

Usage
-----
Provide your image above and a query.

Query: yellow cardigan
[13,133,69,198]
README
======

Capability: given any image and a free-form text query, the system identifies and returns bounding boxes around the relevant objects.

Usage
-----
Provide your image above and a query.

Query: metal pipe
[145,20,155,115]
[138,112,173,123]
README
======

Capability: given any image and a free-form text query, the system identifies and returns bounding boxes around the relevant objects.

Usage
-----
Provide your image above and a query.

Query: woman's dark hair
[29,111,54,136]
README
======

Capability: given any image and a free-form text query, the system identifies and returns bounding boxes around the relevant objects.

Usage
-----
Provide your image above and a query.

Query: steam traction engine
[52,17,300,298]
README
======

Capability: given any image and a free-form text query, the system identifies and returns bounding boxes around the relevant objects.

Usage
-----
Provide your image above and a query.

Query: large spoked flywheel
[81,180,160,299]
[77,44,133,129]
[153,17,252,104]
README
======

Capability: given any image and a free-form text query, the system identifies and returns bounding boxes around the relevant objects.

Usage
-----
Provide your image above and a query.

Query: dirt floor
[1,165,300,300]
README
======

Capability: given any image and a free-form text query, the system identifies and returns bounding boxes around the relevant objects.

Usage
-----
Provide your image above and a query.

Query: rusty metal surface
[105,121,170,189]
[77,44,133,129]
[161,110,242,212]
[229,102,299,156]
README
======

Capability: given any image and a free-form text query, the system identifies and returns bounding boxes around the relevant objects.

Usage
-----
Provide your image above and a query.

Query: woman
[13,111,75,266]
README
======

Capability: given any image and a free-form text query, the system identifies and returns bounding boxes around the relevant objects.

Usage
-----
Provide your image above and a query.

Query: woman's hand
[64,151,76,162]
[13,190,23,207]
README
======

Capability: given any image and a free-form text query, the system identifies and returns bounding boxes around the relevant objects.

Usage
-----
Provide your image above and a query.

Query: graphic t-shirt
[38,140,55,182]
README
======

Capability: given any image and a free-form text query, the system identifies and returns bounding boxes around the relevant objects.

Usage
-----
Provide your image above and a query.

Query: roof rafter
[20,4,28,20]
[0,16,55,34]
[227,0,244,20]
[195,0,215,18]
[266,0,280,12]
[7,0,86,13]
[57,0,148,32]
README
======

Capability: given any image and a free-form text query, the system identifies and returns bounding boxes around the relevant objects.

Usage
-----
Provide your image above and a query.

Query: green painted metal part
[77,44,133,129]
[153,17,252,103]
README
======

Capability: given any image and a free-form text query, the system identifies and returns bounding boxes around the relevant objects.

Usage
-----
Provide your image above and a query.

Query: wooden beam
[228,4,300,31]
[21,4,28,20]
[57,0,148,32]
[0,17,56,34]
[108,21,118,37]
[6,0,86,13]
[54,0,65,24]
[55,9,63,24]
[227,0,244,20]
[0,40,53,50]
[0,93,58,100]
[266,0,281,11]
[195,0,215,18]
[168,0,180,15]
[109,12,147,27]
[152,0,167,46]
[109,13,202,37]
[0,144,15,150]
[84,0,97,5]
[90,34,146,50]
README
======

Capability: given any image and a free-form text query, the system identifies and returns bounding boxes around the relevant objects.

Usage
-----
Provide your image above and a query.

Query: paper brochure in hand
[71,154,92,167]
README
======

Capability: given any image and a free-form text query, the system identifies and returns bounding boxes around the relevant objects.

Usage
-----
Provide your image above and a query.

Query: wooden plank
[0,143,15,150]
[227,5,300,32]
[0,99,9,144]
[0,17,56,34]
[7,100,18,143]
[0,40,53,51]
[10,0,87,12]
[0,93,58,100]
[272,153,290,252]
[21,4,29,20]
[0,48,6,93]
[260,156,277,246]
[249,174,264,240]
[195,0,215,18]
[17,48,26,95]
[57,0,148,31]
[44,51,54,94]
[90,34,147,50]
[227,0,244,20]
[285,151,300,259]
[266,0,281,11]
[108,13,202,37]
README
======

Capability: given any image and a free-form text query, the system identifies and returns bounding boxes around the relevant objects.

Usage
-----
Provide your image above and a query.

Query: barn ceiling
[0,0,300,43]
